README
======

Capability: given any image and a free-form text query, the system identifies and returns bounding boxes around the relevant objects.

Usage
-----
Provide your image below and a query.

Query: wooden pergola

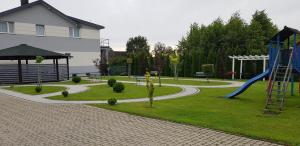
[0,44,71,84]
[229,55,269,80]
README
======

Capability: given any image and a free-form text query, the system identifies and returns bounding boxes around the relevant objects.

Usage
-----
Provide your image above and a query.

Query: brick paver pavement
[0,93,280,146]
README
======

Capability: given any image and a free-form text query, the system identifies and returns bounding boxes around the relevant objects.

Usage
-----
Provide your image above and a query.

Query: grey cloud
[1,0,300,50]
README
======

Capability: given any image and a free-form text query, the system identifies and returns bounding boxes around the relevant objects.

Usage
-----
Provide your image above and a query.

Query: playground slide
[226,69,270,98]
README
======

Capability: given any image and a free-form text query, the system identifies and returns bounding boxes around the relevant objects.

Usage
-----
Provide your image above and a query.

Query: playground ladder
[265,49,293,111]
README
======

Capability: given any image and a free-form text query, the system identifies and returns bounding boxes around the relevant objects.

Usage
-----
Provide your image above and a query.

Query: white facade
[0,1,104,73]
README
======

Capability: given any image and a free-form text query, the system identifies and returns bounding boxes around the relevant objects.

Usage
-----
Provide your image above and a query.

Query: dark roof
[0,0,104,30]
[0,44,68,60]
[67,16,104,29]
[270,26,300,42]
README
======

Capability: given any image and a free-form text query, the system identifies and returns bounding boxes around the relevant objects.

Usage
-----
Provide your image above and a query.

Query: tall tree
[169,51,180,80]
[251,10,278,53]
[153,42,167,86]
[126,36,150,75]
[251,10,278,46]
[177,11,278,78]
[246,20,265,54]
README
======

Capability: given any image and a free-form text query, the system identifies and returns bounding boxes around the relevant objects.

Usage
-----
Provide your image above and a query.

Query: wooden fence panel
[0,64,68,84]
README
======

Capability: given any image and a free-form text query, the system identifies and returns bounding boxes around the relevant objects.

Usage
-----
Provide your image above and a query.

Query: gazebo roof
[0,44,68,60]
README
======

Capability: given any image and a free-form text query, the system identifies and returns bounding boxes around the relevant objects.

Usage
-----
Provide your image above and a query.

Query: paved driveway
[0,93,280,146]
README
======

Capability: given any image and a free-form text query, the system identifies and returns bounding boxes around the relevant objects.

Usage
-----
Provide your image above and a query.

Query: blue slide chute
[226,69,270,98]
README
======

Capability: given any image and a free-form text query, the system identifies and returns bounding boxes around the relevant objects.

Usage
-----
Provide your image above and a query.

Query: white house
[0,0,105,74]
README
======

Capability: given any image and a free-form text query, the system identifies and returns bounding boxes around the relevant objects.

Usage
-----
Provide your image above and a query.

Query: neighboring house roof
[0,0,104,30]
[270,26,300,42]
[0,44,68,60]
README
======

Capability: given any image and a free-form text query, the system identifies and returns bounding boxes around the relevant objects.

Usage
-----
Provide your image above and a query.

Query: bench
[135,76,146,85]
[150,71,158,76]
[87,72,100,83]
[72,73,86,77]
[195,72,207,78]
[89,73,101,78]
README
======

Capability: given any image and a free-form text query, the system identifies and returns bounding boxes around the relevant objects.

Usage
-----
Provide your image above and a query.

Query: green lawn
[94,82,300,145]
[4,86,67,95]
[48,83,182,101]
[101,76,229,86]
[49,79,100,85]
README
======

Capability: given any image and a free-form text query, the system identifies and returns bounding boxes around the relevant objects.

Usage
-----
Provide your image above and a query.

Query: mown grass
[4,86,66,95]
[49,79,100,85]
[48,83,182,101]
[94,82,300,145]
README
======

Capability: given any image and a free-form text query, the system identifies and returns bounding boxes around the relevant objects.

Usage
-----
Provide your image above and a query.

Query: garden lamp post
[127,57,133,78]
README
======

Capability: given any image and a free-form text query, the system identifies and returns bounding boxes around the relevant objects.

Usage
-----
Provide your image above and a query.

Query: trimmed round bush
[72,76,81,83]
[107,98,117,105]
[62,90,69,97]
[35,86,42,93]
[107,78,116,87]
[86,73,91,77]
[113,82,125,93]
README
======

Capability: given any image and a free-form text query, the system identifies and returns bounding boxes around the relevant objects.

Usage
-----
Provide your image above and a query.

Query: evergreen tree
[126,36,151,75]
[177,10,278,78]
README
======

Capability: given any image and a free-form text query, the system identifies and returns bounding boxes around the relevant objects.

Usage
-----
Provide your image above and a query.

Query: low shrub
[113,82,125,93]
[86,73,91,77]
[62,90,69,97]
[72,76,81,83]
[107,98,117,105]
[35,86,42,93]
[107,78,116,87]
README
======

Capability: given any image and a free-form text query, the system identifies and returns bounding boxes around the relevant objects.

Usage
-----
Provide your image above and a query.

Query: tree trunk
[37,64,40,87]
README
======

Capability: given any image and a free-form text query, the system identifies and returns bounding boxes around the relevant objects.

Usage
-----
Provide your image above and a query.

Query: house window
[69,27,80,38]
[0,21,14,33]
[36,24,45,36]
[8,22,14,33]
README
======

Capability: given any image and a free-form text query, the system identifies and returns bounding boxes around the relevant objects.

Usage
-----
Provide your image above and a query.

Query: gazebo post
[17,59,22,83]
[66,57,70,80]
[55,58,59,81]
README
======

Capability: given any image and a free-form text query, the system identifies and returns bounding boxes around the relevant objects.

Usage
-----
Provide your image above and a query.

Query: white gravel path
[0,79,244,104]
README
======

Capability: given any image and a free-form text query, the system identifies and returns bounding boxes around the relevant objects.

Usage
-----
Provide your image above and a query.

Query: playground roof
[270,26,300,42]
[229,55,269,61]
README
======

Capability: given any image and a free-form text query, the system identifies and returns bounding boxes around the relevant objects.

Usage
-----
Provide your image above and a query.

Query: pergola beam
[229,55,269,61]
[229,55,269,80]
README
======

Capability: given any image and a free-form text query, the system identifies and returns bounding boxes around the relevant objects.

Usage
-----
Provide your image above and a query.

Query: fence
[0,64,68,84]
[109,65,127,76]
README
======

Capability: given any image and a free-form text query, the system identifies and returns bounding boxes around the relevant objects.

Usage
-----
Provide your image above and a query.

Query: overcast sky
[1,0,300,51]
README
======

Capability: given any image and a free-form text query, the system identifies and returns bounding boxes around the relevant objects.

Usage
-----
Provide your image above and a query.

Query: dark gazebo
[0,44,70,84]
